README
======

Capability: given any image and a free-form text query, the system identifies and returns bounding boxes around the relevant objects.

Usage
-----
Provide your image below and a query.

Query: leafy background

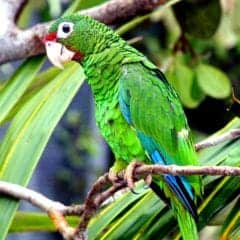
[0,0,239,239]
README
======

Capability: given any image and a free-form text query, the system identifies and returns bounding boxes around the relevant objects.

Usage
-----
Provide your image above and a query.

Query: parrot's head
[44,14,119,69]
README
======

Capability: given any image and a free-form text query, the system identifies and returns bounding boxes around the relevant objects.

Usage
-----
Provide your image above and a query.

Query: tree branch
[0,0,170,64]
[80,0,168,24]
[195,129,240,151]
[0,180,78,239]
[74,173,125,239]
[134,164,240,176]
[0,180,67,212]
[0,0,27,36]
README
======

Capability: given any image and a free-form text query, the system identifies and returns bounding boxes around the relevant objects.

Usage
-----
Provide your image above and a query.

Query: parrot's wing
[119,62,197,166]
[119,62,201,213]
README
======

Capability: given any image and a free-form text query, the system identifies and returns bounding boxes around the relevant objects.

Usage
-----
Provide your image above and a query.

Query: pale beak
[45,41,75,69]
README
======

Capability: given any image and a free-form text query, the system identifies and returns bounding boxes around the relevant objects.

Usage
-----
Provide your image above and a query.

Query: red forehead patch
[43,32,57,43]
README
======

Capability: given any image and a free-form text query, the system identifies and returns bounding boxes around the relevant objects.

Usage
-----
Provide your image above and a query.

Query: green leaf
[64,0,107,16]
[136,208,174,240]
[0,56,44,125]
[0,63,85,239]
[89,181,148,240]
[1,66,63,124]
[173,0,222,39]
[10,212,79,233]
[198,177,240,229]
[220,198,240,240]
[47,0,61,17]
[196,63,231,99]
[166,59,205,108]
[99,191,163,240]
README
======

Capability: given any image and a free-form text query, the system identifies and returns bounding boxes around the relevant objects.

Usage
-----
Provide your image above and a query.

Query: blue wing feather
[119,85,132,124]
[139,131,197,218]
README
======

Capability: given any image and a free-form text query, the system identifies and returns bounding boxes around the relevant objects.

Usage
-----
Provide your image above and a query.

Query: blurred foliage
[54,110,98,202]
[173,0,222,39]
[0,0,239,239]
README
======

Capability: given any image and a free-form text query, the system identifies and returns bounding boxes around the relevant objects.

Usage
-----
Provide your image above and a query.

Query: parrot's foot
[108,168,124,186]
[125,161,152,192]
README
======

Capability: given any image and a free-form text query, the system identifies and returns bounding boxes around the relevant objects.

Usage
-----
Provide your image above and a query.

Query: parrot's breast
[95,100,145,164]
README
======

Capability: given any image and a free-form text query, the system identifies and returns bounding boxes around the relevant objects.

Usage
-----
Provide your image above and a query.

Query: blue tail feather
[150,150,197,219]
[164,175,197,219]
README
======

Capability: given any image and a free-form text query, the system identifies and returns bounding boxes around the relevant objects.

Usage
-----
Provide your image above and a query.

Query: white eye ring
[57,22,74,39]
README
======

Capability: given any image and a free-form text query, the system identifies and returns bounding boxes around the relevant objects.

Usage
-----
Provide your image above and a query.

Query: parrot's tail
[164,174,198,219]
[150,174,197,219]
[150,180,199,240]
[149,149,198,219]
[173,198,199,240]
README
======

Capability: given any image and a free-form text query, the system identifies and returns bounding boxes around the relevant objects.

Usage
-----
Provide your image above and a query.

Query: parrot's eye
[57,22,74,39]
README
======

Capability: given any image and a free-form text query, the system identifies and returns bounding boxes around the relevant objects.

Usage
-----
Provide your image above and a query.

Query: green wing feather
[119,61,200,240]
[120,61,200,192]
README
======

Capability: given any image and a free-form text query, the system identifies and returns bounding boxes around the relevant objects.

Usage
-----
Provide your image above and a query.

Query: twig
[74,173,125,239]
[0,181,81,239]
[127,36,144,45]
[63,205,84,217]
[195,129,240,151]
[0,0,169,64]
[74,162,240,239]
[0,180,67,212]
[48,210,75,240]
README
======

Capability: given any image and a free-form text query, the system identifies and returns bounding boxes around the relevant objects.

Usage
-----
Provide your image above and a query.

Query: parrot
[44,14,201,239]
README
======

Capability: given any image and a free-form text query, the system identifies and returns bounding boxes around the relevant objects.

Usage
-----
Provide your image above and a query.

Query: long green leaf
[0,56,44,124]
[88,181,148,240]
[10,212,79,233]
[100,191,163,240]
[220,197,240,240]
[198,177,240,229]
[0,62,84,239]
[1,66,62,124]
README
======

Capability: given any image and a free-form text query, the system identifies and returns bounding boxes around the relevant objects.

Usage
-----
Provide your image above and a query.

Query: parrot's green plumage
[46,14,201,239]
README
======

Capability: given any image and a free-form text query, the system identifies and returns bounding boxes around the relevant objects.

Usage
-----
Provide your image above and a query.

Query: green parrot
[44,14,201,239]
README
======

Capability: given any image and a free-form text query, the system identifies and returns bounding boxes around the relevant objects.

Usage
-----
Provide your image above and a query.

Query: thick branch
[81,0,167,24]
[0,23,48,64]
[0,0,169,64]
[0,0,26,36]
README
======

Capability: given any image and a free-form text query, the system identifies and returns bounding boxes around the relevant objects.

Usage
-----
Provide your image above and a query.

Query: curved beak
[45,41,75,69]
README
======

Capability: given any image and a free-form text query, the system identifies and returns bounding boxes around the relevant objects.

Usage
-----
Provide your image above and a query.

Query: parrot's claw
[108,168,124,186]
[124,161,152,192]
[144,174,152,189]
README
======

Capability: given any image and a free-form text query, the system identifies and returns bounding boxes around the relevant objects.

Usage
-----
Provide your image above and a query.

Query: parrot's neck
[79,43,125,102]
[82,51,121,103]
